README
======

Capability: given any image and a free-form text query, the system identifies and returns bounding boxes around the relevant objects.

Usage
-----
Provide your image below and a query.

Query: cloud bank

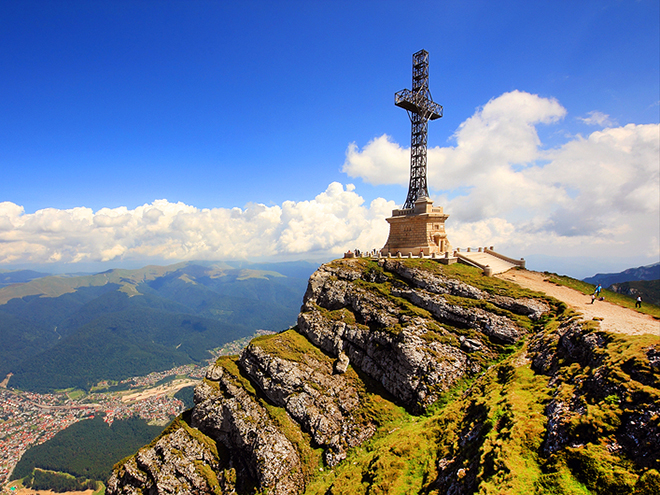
[344,90,659,261]
[0,184,395,265]
[1,90,657,272]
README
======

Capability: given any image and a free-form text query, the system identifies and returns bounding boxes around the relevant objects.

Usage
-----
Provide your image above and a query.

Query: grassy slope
[609,279,660,307]
[111,260,659,494]
[292,261,660,494]
[308,377,656,493]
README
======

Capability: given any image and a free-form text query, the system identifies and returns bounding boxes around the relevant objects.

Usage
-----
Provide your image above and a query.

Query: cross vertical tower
[395,49,443,209]
[381,49,451,258]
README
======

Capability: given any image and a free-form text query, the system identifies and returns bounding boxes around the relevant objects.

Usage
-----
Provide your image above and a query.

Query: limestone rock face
[238,341,374,466]
[108,259,551,494]
[528,319,660,469]
[191,379,305,494]
[297,259,540,411]
[381,260,550,320]
[107,426,226,495]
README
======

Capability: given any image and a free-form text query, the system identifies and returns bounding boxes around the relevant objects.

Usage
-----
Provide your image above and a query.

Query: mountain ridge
[0,260,318,392]
[106,259,660,494]
[583,262,660,287]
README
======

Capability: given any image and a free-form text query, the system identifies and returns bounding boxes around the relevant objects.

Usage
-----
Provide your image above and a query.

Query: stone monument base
[381,196,452,257]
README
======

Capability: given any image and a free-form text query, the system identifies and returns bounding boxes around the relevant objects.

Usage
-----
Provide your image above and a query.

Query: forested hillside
[583,262,660,287]
[0,260,317,392]
[13,415,164,482]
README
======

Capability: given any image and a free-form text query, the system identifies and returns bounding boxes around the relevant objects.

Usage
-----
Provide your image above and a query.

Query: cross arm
[395,89,443,120]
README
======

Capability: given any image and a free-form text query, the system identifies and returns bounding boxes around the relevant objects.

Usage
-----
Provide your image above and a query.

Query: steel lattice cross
[395,49,443,209]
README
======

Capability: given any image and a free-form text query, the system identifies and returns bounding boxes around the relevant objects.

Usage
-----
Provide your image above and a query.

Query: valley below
[0,363,201,487]
[1,329,274,492]
[1,258,658,494]
[107,258,660,494]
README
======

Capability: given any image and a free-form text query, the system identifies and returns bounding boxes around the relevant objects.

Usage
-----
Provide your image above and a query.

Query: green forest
[0,261,317,392]
[174,385,196,409]
[23,469,97,493]
[12,415,164,482]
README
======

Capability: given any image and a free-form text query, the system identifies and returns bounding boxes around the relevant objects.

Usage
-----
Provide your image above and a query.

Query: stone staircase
[456,251,520,275]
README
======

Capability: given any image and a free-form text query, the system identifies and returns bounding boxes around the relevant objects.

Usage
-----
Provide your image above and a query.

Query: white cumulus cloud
[2,90,657,271]
[0,184,395,266]
[578,110,617,127]
[342,90,660,261]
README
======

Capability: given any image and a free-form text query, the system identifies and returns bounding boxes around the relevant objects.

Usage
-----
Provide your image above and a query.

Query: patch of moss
[564,443,638,494]
[313,304,368,330]
[634,469,660,495]
[194,461,223,495]
[535,459,592,495]
[421,329,459,347]
[251,329,332,364]
[304,410,436,494]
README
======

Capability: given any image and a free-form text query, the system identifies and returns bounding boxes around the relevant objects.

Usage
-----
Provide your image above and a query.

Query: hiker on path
[635,296,642,309]
[595,284,602,296]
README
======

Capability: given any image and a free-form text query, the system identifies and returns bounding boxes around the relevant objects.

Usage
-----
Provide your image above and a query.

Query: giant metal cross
[395,49,443,209]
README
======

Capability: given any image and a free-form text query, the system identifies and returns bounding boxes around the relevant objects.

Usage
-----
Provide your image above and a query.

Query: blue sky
[1,0,658,278]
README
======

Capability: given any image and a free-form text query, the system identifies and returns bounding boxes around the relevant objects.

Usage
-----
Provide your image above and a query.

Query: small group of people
[589,282,643,309]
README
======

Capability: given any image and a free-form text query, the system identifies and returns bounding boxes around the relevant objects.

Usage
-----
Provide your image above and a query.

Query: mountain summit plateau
[107,259,660,495]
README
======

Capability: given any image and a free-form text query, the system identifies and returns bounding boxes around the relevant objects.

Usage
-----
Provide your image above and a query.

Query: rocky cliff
[107,259,660,495]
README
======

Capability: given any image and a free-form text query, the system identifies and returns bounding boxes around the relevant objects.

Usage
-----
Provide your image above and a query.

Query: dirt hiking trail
[496,270,660,336]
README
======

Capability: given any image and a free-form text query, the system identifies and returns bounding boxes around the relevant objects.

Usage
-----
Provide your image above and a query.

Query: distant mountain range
[583,262,660,287]
[0,269,51,287]
[0,260,318,392]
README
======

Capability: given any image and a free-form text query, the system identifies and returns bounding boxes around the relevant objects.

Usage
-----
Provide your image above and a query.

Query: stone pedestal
[381,197,452,257]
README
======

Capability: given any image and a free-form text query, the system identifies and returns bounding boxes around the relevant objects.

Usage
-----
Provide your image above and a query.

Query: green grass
[67,389,85,400]
[303,346,558,495]
[109,259,660,494]
[282,264,658,493]
[302,313,659,494]
[304,409,434,495]
[250,329,331,363]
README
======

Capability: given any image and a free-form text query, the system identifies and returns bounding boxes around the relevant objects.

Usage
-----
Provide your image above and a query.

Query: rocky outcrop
[296,259,539,412]
[390,287,523,344]
[529,318,660,469]
[238,339,375,466]
[107,259,558,494]
[381,260,550,320]
[108,422,227,495]
[191,374,305,494]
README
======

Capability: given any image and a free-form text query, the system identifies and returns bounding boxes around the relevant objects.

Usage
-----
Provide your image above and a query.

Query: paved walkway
[496,270,660,336]
[458,252,518,275]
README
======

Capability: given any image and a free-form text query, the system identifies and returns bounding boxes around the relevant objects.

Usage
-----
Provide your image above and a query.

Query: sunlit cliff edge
[107,259,660,495]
